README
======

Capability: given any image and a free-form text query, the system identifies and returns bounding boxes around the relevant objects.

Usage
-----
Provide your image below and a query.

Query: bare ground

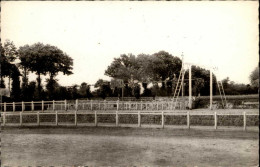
[1,127,259,166]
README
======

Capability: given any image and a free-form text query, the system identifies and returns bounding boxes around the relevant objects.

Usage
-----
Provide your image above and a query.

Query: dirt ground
[1,127,259,166]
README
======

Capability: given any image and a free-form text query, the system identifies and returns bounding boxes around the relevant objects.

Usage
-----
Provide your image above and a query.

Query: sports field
[1,127,259,166]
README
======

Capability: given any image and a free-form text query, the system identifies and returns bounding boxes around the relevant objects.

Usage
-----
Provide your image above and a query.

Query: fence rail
[0,99,189,112]
[1,110,258,131]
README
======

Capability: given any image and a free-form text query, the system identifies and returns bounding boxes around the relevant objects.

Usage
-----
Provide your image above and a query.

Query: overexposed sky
[1,1,259,86]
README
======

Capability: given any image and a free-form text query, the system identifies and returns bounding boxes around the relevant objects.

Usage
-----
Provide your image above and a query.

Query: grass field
[1,126,259,166]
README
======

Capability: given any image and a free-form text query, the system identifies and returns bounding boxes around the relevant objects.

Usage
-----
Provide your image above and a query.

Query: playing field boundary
[1,110,258,131]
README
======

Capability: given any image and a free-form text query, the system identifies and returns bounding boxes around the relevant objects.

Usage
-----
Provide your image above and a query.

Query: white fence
[0,99,188,112]
[1,110,258,131]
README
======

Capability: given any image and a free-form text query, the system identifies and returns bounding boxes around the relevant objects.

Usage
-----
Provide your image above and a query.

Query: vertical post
[20,112,22,126]
[243,112,246,131]
[42,100,44,111]
[53,100,55,111]
[3,112,6,126]
[64,99,67,111]
[91,100,93,111]
[13,102,15,112]
[157,101,159,110]
[76,99,78,111]
[75,110,77,126]
[161,111,164,128]
[37,112,40,126]
[56,111,58,126]
[22,101,24,112]
[116,110,119,126]
[138,111,141,127]
[117,100,119,111]
[187,111,190,129]
[95,110,98,126]
[98,102,101,110]
[210,69,213,110]
[214,112,217,129]
[4,102,6,112]
[136,102,138,110]
[104,100,106,110]
[31,101,34,111]
[189,65,192,109]
[141,101,143,111]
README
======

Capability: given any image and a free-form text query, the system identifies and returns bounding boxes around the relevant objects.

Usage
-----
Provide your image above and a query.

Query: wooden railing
[1,110,258,131]
[0,99,188,112]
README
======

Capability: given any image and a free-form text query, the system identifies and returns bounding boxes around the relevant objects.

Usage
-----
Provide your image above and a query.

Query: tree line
[1,40,258,102]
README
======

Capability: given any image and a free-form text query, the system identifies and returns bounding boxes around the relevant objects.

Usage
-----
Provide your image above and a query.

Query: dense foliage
[1,40,258,102]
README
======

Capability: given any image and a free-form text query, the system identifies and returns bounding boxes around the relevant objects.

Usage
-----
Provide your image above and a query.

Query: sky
[1,1,259,87]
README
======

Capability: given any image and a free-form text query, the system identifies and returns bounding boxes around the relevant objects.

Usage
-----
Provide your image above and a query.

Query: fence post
[95,110,98,126]
[55,111,58,126]
[91,100,93,111]
[42,100,44,111]
[187,111,190,129]
[141,101,143,111]
[116,110,119,126]
[31,101,34,111]
[20,112,22,126]
[214,112,217,129]
[76,99,78,111]
[98,102,101,110]
[138,111,141,127]
[104,100,106,110]
[3,112,6,126]
[53,100,55,111]
[243,112,246,131]
[162,111,164,128]
[136,102,138,110]
[117,100,119,111]
[13,102,15,112]
[157,101,159,110]
[37,112,40,126]
[22,101,24,112]
[64,99,67,111]
[75,110,77,126]
[4,102,6,112]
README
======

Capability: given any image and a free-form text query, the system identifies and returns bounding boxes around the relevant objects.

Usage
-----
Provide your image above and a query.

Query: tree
[10,64,21,101]
[18,43,73,100]
[105,54,141,82]
[3,40,19,90]
[250,66,259,89]
[94,79,112,99]
[79,82,92,98]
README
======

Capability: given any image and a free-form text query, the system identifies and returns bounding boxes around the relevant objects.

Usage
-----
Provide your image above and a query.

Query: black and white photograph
[0,1,259,166]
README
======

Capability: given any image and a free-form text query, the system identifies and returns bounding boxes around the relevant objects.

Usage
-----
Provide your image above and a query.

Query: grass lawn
[1,127,259,166]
